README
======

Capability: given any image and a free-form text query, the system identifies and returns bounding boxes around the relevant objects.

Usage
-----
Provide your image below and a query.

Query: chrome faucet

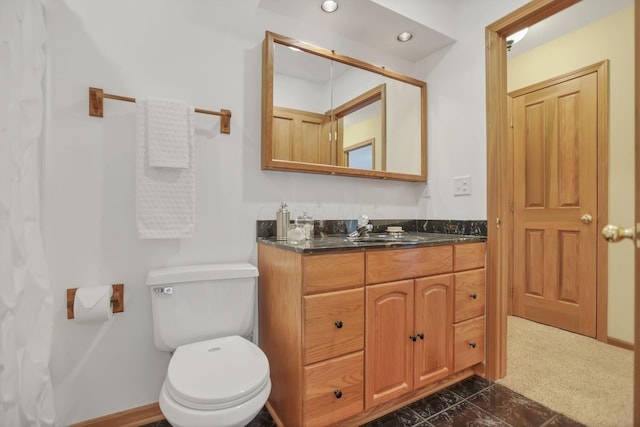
[348,215,373,238]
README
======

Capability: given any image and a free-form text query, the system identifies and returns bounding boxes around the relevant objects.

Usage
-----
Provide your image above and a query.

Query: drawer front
[304,288,364,364]
[366,246,453,284]
[454,242,486,271]
[454,316,485,372]
[304,351,364,427]
[304,252,365,294]
[454,269,486,322]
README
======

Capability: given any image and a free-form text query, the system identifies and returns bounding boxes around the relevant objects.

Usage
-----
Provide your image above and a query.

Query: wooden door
[272,106,328,164]
[365,280,413,409]
[413,274,453,388]
[512,71,598,337]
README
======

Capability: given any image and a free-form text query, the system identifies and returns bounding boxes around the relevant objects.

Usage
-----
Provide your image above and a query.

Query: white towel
[136,98,196,239]
[145,97,191,168]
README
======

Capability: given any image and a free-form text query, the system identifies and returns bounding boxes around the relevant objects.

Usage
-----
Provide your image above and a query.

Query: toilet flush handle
[154,287,173,295]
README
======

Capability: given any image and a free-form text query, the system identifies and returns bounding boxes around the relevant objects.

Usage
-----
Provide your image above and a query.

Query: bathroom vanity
[257,234,486,426]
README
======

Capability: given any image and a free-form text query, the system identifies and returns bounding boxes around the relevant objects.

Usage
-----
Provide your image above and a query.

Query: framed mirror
[261,31,427,182]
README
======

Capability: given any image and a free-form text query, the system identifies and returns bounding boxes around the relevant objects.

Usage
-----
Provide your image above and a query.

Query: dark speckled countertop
[256,218,487,254]
[258,232,485,254]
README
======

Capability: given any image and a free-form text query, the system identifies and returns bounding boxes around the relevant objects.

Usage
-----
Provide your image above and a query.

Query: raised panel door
[413,274,453,388]
[513,71,598,336]
[365,280,414,409]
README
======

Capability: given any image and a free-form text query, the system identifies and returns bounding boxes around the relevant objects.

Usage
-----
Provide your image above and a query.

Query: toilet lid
[165,335,270,411]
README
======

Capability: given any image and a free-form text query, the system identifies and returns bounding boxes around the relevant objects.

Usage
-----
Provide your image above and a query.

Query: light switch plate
[454,176,471,196]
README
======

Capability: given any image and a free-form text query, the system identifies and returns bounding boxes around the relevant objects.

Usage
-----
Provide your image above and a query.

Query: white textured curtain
[0,0,56,426]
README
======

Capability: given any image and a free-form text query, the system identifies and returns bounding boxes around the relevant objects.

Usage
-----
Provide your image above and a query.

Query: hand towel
[136,98,196,239]
[145,97,191,168]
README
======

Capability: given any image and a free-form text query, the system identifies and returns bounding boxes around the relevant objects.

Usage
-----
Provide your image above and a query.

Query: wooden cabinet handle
[335,320,343,329]
[470,293,478,299]
[334,390,343,399]
[417,333,424,340]
[469,342,477,349]
[410,335,417,342]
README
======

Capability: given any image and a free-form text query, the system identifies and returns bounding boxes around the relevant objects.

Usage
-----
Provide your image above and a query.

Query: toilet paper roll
[73,285,113,323]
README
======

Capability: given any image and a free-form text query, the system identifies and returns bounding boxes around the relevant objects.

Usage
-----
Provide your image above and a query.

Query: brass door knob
[580,214,593,224]
[602,224,635,243]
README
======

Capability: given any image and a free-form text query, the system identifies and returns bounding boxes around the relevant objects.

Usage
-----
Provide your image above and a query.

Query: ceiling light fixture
[397,31,413,42]
[506,27,528,51]
[320,0,338,13]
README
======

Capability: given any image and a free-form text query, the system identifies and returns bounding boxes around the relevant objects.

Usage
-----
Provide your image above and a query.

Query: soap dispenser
[276,202,290,241]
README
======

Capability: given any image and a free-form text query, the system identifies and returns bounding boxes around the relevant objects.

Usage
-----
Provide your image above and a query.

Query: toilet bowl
[159,336,271,427]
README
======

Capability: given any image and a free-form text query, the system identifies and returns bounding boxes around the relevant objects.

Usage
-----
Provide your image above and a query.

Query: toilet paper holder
[66,284,124,319]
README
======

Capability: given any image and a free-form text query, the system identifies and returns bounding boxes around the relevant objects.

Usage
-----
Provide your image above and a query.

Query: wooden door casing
[512,69,598,337]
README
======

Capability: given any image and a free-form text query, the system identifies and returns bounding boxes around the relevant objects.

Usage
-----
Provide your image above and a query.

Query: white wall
[41,0,537,424]
[42,0,434,424]
[417,0,530,219]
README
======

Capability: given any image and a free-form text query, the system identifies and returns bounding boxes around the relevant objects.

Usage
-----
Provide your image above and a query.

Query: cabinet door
[414,274,453,388]
[365,280,414,409]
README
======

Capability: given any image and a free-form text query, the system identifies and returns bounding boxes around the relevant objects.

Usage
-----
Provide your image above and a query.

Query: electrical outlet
[422,181,431,198]
[454,175,471,196]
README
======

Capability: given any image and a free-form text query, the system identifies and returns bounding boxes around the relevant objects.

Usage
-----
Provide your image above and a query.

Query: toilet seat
[165,335,270,411]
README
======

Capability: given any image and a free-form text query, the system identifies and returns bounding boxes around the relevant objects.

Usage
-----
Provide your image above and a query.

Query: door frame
[507,61,609,338]
[485,0,596,381]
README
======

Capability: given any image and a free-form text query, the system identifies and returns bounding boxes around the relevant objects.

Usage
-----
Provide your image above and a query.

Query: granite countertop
[257,231,486,254]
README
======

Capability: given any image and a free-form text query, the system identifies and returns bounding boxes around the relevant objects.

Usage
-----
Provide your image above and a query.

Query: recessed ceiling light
[321,0,338,13]
[397,32,413,42]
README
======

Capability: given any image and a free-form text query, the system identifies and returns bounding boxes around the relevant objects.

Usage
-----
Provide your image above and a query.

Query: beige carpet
[496,316,633,427]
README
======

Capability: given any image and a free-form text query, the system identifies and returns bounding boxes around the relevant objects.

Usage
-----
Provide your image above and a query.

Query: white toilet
[147,263,271,427]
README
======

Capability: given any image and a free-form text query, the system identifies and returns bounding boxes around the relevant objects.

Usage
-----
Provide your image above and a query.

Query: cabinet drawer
[304,252,365,294]
[304,351,364,427]
[366,246,453,284]
[454,242,485,271]
[454,269,485,322]
[454,316,485,372]
[304,288,364,364]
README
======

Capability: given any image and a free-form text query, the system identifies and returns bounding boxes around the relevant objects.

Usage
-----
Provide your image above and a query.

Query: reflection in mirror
[262,31,427,182]
[345,139,374,170]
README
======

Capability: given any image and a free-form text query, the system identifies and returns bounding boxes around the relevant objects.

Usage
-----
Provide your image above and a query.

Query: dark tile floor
[142,376,584,427]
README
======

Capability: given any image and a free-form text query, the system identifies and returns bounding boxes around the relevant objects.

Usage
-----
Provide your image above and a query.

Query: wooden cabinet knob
[469,342,477,349]
[334,390,342,399]
[335,320,343,329]
[470,293,478,299]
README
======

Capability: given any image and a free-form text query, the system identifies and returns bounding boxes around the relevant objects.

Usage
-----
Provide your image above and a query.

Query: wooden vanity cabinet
[258,241,486,426]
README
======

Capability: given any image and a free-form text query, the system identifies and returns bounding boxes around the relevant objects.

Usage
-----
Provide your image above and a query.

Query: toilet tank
[146,263,259,352]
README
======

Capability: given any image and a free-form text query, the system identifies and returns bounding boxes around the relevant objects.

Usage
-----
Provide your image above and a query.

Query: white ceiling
[259,0,633,63]
[258,0,456,63]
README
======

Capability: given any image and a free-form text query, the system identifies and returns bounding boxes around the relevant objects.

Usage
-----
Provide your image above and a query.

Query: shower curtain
[0,0,56,425]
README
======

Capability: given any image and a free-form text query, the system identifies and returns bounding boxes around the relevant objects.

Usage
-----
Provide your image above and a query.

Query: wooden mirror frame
[261,31,427,182]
